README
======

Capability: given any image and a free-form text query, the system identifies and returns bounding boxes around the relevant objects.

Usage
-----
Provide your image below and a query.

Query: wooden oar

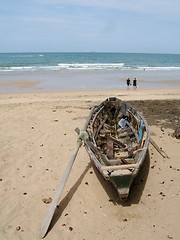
[40,146,80,238]
[40,106,95,238]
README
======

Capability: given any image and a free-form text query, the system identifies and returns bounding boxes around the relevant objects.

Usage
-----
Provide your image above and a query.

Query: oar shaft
[41,105,95,238]
[41,146,80,238]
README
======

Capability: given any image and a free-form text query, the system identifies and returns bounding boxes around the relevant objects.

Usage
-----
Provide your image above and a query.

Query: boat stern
[117,188,130,201]
[109,173,134,201]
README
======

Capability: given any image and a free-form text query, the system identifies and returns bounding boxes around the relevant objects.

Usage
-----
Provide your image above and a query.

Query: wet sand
[1,69,180,93]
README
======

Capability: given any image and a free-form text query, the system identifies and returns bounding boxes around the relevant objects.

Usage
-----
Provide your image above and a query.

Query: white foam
[138,66,180,71]
[11,66,34,70]
[57,63,124,70]
[1,63,180,73]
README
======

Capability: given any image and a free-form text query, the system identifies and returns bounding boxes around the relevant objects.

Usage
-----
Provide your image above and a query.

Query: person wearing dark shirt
[126,78,131,90]
[133,78,137,90]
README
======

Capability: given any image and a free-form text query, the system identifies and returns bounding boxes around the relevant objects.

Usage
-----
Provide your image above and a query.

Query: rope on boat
[77,130,89,147]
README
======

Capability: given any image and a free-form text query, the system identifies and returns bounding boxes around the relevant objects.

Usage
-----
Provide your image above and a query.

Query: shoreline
[0,69,180,93]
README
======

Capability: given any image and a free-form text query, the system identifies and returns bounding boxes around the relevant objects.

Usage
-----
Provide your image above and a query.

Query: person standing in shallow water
[126,78,131,90]
[133,78,137,90]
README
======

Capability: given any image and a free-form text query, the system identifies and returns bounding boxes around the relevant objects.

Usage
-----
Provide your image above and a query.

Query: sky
[0,0,180,53]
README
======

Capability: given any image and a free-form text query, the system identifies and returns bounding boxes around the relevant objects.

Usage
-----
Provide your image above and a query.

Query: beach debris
[85,182,89,185]
[23,192,27,195]
[69,227,73,231]
[150,138,169,158]
[0,178,2,181]
[172,126,180,139]
[159,192,166,197]
[160,127,165,133]
[167,235,173,239]
[16,226,21,231]
[42,197,52,204]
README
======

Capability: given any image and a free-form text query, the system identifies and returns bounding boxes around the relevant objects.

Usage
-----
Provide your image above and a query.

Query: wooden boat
[83,97,150,201]
[41,97,150,238]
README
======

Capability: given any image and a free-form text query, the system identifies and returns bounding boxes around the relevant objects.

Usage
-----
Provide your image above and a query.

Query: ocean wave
[0,63,125,72]
[137,66,180,71]
[1,64,180,73]
[57,63,125,70]
[0,66,35,72]
[11,66,34,70]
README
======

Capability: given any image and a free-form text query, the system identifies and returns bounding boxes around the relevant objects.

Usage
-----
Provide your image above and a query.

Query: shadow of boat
[47,162,91,233]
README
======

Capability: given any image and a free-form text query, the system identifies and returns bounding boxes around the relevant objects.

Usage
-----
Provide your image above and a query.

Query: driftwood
[150,137,169,158]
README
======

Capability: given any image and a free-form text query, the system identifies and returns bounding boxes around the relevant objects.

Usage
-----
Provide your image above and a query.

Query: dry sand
[0,88,180,240]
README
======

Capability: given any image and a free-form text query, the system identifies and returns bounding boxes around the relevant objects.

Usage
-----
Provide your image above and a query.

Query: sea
[0,52,180,92]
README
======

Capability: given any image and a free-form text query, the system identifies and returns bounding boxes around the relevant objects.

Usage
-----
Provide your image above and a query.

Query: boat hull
[83,97,149,201]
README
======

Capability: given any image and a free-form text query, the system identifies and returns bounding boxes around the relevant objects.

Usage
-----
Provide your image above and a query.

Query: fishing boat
[83,97,150,201]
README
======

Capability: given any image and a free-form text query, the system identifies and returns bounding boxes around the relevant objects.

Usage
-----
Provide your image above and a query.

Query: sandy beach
[0,88,180,240]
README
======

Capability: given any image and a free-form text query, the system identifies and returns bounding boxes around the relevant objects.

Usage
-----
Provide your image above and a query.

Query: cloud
[0,0,179,53]
[37,0,180,17]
